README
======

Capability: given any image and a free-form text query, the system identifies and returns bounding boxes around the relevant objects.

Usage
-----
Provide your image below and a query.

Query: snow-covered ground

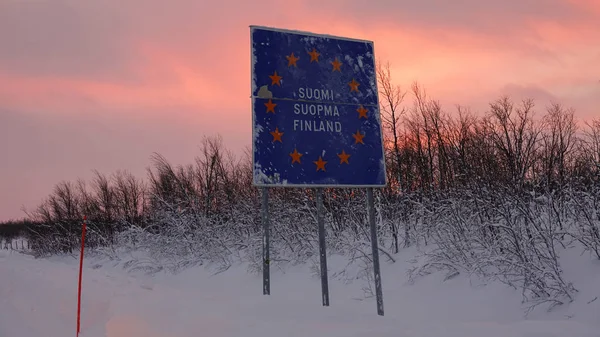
[1,247,599,337]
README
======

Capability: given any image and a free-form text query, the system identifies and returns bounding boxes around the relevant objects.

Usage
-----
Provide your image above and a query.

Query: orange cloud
[2,0,597,118]
[0,0,599,221]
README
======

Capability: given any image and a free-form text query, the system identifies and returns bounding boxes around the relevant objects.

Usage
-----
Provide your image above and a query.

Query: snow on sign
[250,26,387,187]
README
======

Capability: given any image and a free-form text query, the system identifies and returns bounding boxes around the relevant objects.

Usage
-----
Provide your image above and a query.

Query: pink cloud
[0,0,598,220]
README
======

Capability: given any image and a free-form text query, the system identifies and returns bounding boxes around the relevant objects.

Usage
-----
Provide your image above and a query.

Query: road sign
[250,26,387,187]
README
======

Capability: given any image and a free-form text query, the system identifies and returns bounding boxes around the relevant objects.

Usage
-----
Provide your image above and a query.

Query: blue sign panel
[250,26,386,187]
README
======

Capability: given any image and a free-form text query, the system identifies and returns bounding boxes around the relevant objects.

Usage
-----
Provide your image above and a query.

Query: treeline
[0,219,38,243]
[13,65,600,311]
[16,169,148,254]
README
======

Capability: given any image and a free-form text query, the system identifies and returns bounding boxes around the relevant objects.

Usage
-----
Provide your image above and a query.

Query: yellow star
[348,78,360,92]
[269,71,282,86]
[270,127,283,143]
[308,48,320,62]
[314,156,327,172]
[286,53,299,67]
[352,130,365,144]
[337,150,350,164]
[289,148,303,164]
[331,58,342,72]
[356,105,368,119]
[264,99,277,113]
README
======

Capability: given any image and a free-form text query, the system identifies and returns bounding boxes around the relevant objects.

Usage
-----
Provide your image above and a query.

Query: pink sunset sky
[0,0,599,221]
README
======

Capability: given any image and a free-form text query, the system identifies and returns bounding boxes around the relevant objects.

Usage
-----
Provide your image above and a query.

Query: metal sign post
[261,187,270,295]
[250,25,387,315]
[316,188,330,306]
[367,188,384,316]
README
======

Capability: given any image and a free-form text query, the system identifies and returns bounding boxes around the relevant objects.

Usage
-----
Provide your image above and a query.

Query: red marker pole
[76,216,87,337]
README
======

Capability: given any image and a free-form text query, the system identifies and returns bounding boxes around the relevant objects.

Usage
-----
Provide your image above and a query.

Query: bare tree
[112,170,146,224]
[485,96,541,189]
[539,103,577,188]
[376,61,407,251]
[377,61,407,188]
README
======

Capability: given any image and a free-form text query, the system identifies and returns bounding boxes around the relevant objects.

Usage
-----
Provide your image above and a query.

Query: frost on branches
[16,91,600,314]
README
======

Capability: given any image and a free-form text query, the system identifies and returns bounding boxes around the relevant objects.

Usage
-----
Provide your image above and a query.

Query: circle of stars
[261,45,371,174]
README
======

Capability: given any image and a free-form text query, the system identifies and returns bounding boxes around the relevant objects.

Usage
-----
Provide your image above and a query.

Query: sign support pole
[316,188,330,306]
[76,216,87,336]
[366,188,384,316]
[261,187,270,295]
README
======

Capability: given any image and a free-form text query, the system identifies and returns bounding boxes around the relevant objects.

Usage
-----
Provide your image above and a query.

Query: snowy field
[1,246,599,337]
